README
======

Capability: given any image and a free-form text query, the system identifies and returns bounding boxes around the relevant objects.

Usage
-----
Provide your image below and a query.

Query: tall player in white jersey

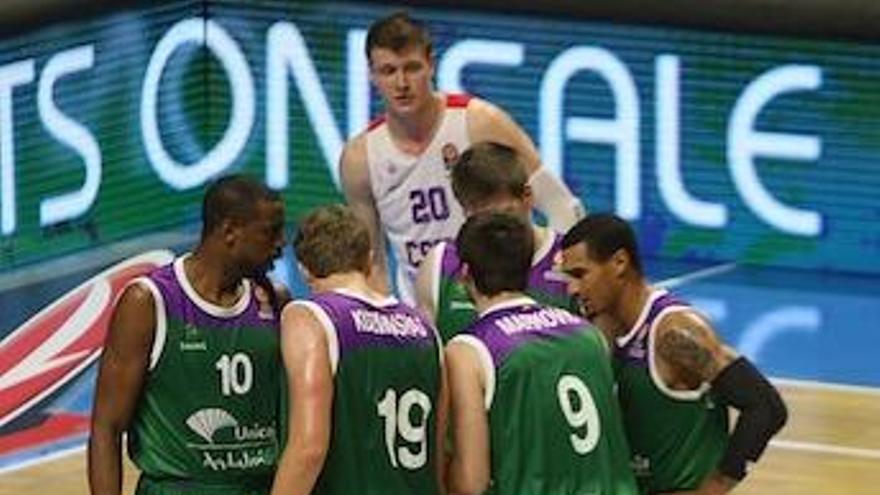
[340,12,584,304]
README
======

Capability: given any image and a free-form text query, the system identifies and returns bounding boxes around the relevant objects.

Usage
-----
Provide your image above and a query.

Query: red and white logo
[0,250,174,428]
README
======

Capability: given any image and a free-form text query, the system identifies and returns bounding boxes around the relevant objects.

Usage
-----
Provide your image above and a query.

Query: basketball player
[340,12,584,304]
[445,212,637,495]
[88,175,288,495]
[414,142,574,342]
[270,204,446,495]
[559,213,788,494]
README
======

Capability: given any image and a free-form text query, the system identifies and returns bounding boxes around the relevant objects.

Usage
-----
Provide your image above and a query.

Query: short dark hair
[456,212,534,297]
[293,204,371,278]
[451,142,529,210]
[366,11,432,63]
[561,213,643,275]
[202,175,280,238]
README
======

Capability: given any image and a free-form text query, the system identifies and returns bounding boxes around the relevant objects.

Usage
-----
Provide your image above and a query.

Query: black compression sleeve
[711,357,788,480]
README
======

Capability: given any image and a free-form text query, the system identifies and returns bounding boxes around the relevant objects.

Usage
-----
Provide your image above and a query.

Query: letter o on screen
[141,18,254,190]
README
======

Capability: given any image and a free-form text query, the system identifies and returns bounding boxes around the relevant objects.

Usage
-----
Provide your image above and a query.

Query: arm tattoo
[656,326,720,382]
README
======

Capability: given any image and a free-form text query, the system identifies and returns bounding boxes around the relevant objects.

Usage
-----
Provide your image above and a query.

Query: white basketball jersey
[366,93,471,303]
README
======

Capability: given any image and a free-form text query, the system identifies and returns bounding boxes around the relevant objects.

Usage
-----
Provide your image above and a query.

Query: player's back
[452,298,638,495]
[298,288,443,495]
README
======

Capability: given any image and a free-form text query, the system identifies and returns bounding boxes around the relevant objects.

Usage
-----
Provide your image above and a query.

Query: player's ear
[520,184,535,211]
[297,262,315,285]
[459,262,479,298]
[221,218,243,247]
[611,248,629,277]
[365,249,376,276]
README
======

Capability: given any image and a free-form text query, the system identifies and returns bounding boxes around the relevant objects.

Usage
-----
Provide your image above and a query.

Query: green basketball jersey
[614,290,729,493]
[455,298,638,495]
[431,234,575,343]
[129,258,281,492]
[303,289,443,495]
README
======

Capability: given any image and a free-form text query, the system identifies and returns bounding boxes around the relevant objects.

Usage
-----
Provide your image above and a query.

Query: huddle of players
[88,11,787,495]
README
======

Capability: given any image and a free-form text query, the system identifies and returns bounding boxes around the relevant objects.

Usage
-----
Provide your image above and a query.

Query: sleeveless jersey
[294,289,443,495]
[452,298,638,495]
[428,232,575,343]
[128,255,281,490]
[614,289,728,493]
[366,93,471,304]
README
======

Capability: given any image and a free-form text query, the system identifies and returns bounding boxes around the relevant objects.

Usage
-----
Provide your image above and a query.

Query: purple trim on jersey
[439,242,462,279]
[526,234,567,298]
[440,234,567,301]
[147,264,278,331]
[614,292,688,367]
[310,292,437,356]
[467,303,586,367]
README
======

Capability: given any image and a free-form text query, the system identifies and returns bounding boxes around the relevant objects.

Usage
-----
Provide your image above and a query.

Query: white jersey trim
[616,288,668,348]
[425,242,447,321]
[478,296,537,318]
[531,227,554,267]
[174,254,251,318]
[450,334,496,410]
[331,287,399,308]
[647,306,710,401]
[290,300,340,376]
[131,277,167,372]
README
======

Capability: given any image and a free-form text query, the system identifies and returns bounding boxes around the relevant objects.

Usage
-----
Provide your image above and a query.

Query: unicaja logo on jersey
[187,408,278,472]
[186,408,239,443]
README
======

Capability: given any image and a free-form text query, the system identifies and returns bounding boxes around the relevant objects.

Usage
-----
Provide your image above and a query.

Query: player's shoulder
[341,131,368,161]
[339,133,369,187]
[653,306,724,354]
[655,304,713,332]
[463,95,504,117]
[119,277,159,308]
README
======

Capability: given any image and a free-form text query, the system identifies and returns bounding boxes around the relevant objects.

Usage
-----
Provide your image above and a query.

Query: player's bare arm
[466,98,584,230]
[339,136,391,295]
[445,341,490,495]
[434,348,450,495]
[467,98,541,175]
[654,311,734,389]
[414,242,445,324]
[655,311,787,495]
[270,303,334,495]
[88,283,156,495]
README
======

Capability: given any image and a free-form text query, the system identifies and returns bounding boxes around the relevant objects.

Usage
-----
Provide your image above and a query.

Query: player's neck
[473,290,526,316]
[184,249,246,307]
[616,279,653,334]
[311,271,384,299]
[387,92,444,150]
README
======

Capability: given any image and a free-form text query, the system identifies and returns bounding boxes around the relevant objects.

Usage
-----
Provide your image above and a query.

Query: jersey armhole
[130,277,166,372]
[289,301,340,376]
[450,334,496,410]
[648,307,711,401]
[424,241,447,320]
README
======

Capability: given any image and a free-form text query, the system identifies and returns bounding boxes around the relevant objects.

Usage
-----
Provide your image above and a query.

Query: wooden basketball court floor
[1,379,877,495]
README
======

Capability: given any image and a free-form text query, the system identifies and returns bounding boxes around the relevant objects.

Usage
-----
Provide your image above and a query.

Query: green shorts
[135,475,272,495]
